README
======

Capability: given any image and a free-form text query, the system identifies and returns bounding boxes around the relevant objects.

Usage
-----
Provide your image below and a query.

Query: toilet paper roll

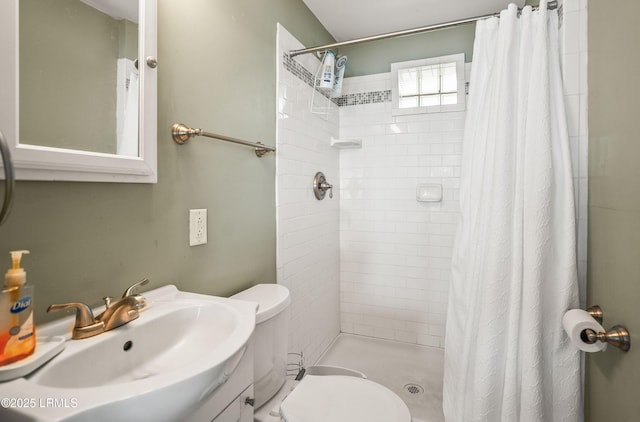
[562,309,607,352]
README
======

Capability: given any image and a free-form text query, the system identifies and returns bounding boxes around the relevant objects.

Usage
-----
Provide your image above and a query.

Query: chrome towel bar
[171,123,276,158]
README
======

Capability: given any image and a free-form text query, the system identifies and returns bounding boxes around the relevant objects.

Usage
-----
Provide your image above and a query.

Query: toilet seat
[279,375,412,422]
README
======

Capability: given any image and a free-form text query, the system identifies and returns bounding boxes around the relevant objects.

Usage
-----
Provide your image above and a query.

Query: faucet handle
[122,278,150,298]
[103,296,113,309]
[47,302,105,339]
[47,302,96,328]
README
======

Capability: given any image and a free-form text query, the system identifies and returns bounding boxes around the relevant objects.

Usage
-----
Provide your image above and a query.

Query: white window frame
[391,53,466,116]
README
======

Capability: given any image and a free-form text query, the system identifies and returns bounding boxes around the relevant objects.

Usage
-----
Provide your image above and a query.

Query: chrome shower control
[313,172,333,200]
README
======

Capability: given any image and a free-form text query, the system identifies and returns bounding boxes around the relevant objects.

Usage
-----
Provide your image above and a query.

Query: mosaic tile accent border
[283,53,316,90]
[283,53,391,107]
[283,53,340,105]
[335,90,392,107]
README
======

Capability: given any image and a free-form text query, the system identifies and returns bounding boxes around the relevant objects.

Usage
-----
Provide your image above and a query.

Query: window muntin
[391,54,465,115]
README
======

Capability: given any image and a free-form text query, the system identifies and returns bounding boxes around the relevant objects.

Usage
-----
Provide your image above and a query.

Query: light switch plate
[189,209,207,246]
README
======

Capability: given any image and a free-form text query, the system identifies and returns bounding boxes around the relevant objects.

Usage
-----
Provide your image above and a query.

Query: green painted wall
[119,20,138,61]
[0,0,334,324]
[20,0,123,154]
[338,24,476,77]
[586,0,640,419]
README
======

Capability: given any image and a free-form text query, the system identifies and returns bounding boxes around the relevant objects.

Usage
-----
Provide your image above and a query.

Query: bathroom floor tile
[317,333,444,422]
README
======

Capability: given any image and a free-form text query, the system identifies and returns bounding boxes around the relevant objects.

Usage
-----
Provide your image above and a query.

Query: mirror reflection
[19,0,140,157]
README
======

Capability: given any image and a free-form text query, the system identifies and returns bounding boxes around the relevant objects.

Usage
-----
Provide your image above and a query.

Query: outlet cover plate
[189,209,207,246]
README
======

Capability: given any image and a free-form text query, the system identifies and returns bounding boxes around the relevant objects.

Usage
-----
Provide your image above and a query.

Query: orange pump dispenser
[0,250,36,366]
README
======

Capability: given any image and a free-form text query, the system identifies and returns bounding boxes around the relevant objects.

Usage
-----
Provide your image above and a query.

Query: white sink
[0,285,257,422]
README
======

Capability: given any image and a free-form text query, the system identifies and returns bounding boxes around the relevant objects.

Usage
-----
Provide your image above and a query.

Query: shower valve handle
[313,172,333,200]
[320,181,333,198]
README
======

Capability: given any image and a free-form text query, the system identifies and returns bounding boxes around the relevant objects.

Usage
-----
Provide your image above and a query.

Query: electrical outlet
[189,209,207,246]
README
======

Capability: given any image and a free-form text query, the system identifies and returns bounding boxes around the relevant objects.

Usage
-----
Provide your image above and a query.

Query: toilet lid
[279,375,411,422]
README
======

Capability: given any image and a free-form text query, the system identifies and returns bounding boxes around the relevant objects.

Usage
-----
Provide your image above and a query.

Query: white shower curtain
[118,71,139,157]
[443,1,581,421]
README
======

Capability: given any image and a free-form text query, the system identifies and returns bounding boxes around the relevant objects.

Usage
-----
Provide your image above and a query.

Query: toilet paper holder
[583,305,630,352]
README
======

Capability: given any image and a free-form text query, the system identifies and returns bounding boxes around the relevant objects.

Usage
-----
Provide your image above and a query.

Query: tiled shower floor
[317,334,445,422]
[254,333,445,422]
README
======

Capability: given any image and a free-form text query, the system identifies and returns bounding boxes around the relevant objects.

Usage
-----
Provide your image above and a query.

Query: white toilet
[231,284,412,422]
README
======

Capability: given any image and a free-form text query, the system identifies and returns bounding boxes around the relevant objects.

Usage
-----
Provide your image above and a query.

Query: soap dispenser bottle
[0,250,36,366]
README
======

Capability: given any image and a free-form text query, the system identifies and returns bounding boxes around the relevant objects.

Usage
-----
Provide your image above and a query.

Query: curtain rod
[289,1,558,58]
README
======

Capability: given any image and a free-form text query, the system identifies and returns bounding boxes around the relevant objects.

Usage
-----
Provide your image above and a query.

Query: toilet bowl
[231,284,412,422]
[280,373,411,422]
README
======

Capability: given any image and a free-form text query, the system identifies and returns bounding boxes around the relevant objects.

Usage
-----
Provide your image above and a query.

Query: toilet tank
[231,284,290,409]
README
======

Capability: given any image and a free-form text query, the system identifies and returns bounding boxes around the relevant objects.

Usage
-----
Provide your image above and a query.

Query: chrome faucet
[47,278,150,340]
[98,278,149,331]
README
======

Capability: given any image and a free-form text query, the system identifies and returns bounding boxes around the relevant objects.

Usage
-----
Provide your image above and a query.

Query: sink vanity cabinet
[211,384,255,422]
[186,340,255,422]
[0,286,257,422]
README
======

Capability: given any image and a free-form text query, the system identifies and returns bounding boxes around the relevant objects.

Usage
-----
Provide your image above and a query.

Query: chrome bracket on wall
[313,172,333,200]
[584,305,631,352]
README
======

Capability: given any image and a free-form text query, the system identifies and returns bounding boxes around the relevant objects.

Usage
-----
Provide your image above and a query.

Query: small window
[391,54,465,116]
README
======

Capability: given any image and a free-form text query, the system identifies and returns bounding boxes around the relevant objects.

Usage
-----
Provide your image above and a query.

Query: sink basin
[0,285,257,422]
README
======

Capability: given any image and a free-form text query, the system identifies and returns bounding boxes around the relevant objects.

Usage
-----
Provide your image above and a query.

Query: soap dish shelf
[330,137,362,149]
[0,336,65,382]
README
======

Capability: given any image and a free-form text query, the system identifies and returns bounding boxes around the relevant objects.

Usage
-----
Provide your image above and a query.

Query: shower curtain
[118,70,139,157]
[443,1,581,421]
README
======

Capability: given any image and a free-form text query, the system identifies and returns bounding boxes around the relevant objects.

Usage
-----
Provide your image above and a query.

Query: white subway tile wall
[276,25,341,365]
[338,74,463,348]
[561,0,589,306]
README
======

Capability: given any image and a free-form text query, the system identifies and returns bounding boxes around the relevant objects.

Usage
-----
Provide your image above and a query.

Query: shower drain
[402,383,425,395]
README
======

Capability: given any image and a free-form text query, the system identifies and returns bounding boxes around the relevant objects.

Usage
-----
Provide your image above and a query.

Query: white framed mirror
[0,0,157,183]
